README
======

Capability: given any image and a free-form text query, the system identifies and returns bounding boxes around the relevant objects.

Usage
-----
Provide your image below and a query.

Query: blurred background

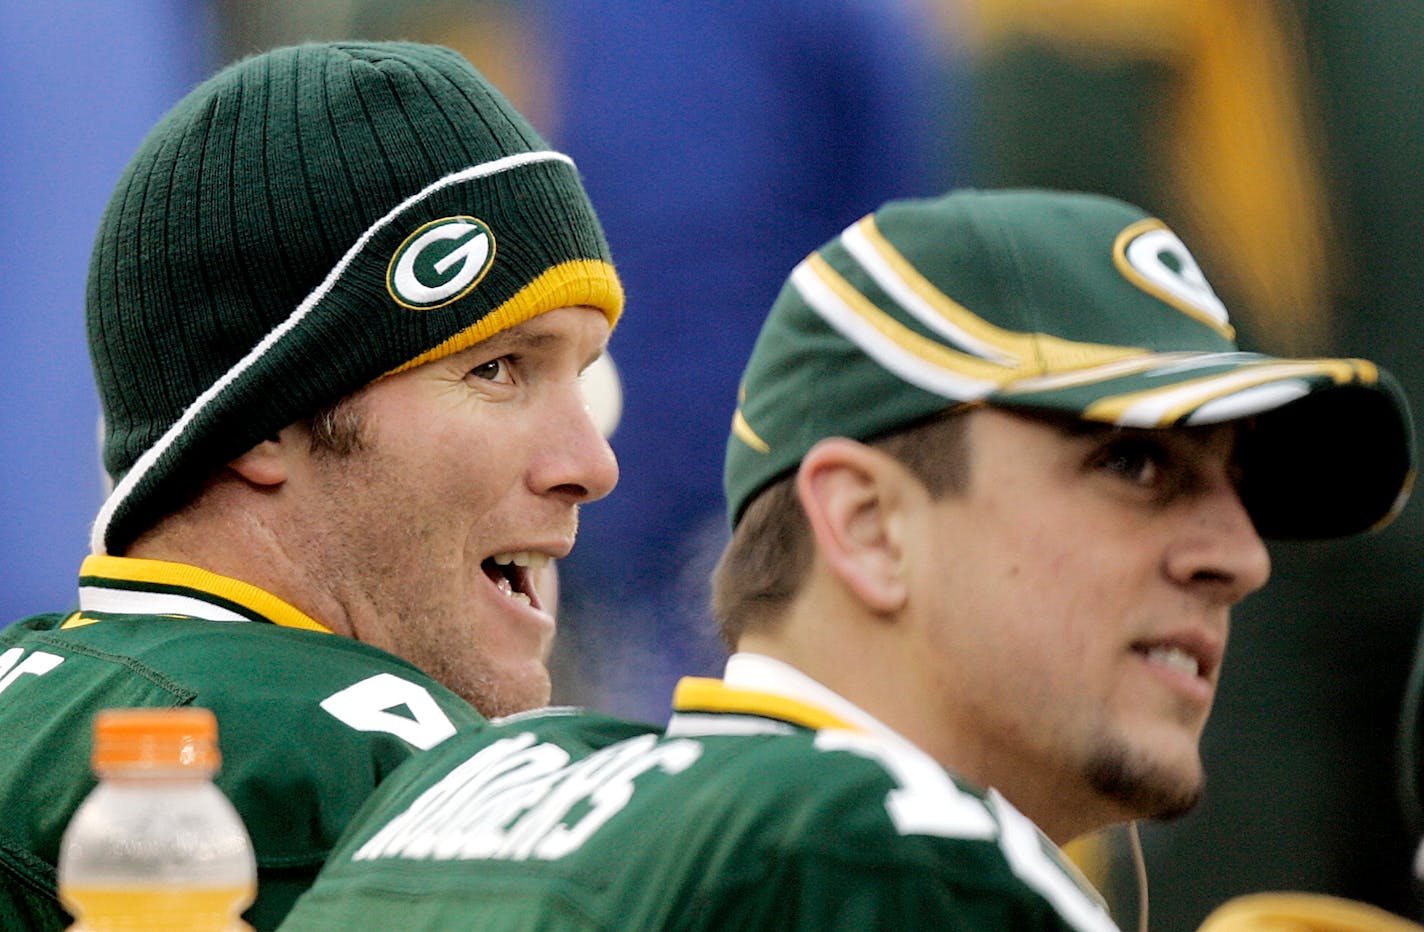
[4,2,1423,929]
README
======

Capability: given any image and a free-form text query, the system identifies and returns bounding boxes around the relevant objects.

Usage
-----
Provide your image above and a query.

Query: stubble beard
[1083,738,1204,823]
[305,398,554,718]
[380,598,553,719]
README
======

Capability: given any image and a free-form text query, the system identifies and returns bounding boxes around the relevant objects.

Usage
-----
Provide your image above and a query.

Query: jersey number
[320,673,457,750]
[0,647,64,698]
[816,730,1117,932]
[0,650,453,753]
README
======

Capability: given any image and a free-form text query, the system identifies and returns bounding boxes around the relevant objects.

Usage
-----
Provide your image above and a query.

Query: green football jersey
[280,662,1121,931]
[0,555,484,931]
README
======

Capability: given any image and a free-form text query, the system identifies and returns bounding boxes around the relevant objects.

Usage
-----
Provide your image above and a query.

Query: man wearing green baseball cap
[278,188,1414,930]
[0,41,622,930]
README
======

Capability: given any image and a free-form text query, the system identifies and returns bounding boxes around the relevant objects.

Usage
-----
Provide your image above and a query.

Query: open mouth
[482,551,549,610]
[1137,644,1201,678]
[1131,637,1218,684]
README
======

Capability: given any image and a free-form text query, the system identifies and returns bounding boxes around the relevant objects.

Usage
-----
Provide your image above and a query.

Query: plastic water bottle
[57,707,257,931]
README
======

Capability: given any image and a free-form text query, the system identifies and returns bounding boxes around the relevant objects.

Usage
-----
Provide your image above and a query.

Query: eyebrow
[472,328,561,355]
[457,320,609,370]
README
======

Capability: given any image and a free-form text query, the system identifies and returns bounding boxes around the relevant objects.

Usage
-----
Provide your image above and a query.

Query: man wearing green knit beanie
[0,41,624,930]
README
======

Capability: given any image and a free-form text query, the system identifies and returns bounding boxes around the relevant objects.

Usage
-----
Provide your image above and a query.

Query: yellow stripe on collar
[59,611,99,630]
[78,555,332,633]
[672,676,862,733]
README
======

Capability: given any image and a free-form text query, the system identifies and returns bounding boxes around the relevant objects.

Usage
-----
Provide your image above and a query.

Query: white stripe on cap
[790,260,1002,402]
[840,219,1019,366]
[1185,380,1314,424]
[1088,360,1358,427]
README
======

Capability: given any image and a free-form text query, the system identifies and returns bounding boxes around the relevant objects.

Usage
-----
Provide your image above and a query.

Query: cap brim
[989,350,1415,538]
[1239,384,1413,538]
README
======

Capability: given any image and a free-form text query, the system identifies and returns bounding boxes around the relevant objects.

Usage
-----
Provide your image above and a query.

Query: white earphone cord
[1128,820,1149,932]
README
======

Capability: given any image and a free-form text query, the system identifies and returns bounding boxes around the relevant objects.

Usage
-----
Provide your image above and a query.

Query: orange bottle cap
[91,707,221,773]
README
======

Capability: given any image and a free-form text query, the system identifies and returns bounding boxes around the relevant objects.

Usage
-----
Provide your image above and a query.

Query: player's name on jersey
[355,731,704,862]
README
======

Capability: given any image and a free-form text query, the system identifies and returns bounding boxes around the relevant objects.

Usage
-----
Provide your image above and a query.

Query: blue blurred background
[0,2,213,616]
[6,3,1424,928]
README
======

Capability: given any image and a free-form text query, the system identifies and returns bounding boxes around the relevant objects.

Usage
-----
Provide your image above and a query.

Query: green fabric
[278,710,1113,931]
[723,189,1413,539]
[0,612,484,931]
[87,41,622,554]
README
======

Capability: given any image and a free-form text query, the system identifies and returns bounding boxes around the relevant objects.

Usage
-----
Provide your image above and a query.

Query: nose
[529,383,620,504]
[1164,478,1272,604]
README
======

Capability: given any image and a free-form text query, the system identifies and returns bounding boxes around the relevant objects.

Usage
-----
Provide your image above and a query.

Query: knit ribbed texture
[87,42,622,554]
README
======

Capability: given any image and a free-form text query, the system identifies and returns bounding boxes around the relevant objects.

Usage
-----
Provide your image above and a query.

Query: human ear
[796,438,909,615]
[226,428,297,487]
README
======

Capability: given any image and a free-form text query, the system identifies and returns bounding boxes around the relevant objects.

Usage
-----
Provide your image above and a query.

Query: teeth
[491,575,531,605]
[491,551,550,569]
[1146,646,1200,677]
[489,553,543,606]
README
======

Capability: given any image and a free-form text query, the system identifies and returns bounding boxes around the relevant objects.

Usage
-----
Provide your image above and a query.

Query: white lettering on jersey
[0,647,64,698]
[816,731,1118,932]
[355,732,702,862]
[990,790,1120,932]
[817,730,995,839]
[319,673,457,750]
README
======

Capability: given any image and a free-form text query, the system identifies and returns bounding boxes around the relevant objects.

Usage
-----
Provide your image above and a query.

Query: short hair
[711,407,972,648]
[307,396,368,457]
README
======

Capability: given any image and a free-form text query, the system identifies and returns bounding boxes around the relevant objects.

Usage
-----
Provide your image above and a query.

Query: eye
[468,357,514,384]
[1093,437,1167,488]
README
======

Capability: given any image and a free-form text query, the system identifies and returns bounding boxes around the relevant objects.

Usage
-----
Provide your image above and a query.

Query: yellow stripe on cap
[852,215,1154,374]
[385,258,624,377]
[1002,352,1194,394]
[804,250,1144,388]
[849,215,1023,365]
[732,409,770,454]
[804,253,1014,383]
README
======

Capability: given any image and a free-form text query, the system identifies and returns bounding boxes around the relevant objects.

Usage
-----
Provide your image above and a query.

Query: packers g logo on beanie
[388,217,497,310]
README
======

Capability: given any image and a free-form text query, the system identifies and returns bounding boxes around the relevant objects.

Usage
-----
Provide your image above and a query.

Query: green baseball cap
[725,189,1415,539]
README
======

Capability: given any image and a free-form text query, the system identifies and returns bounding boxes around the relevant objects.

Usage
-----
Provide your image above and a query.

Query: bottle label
[63,884,255,932]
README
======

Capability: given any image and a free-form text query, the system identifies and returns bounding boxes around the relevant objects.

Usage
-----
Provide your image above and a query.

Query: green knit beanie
[726,188,1415,539]
[87,42,623,554]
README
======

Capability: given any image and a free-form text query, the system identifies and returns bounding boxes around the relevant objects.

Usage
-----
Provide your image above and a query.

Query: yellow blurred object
[1063,829,1113,890]
[1198,892,1424,931]
[965,0,1336,353]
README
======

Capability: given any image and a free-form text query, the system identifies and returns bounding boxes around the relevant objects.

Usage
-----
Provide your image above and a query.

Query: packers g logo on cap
[1113,218,1235,340]
[387,216,497,310]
